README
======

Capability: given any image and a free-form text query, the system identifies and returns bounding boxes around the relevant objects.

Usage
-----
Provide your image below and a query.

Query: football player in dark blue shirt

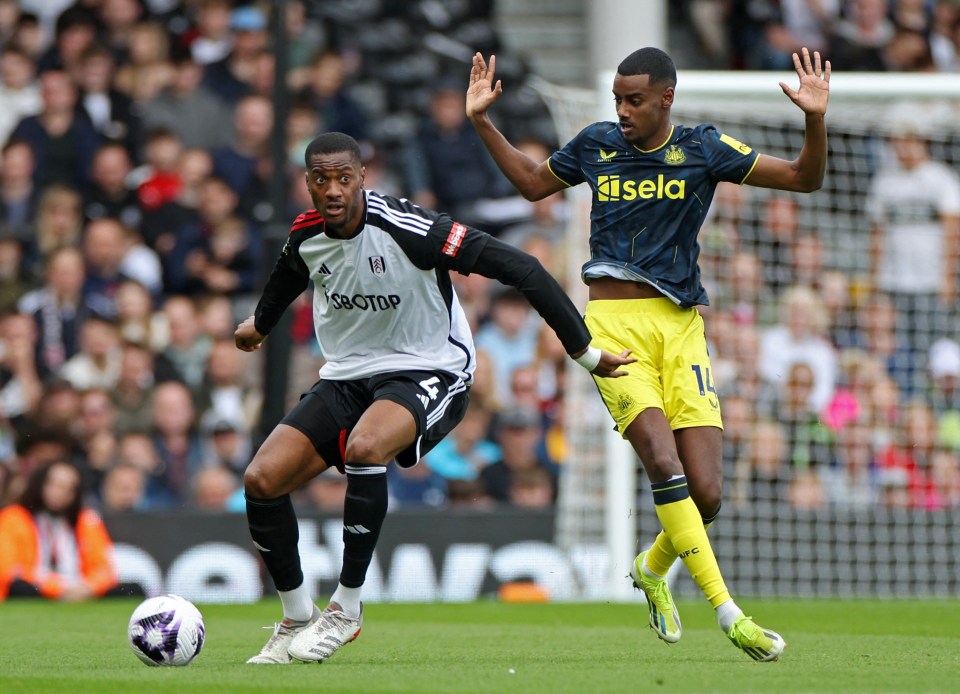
[467,46,830,661]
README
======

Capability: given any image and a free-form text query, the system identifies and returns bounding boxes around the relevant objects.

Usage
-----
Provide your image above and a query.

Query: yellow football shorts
[584,297,723,435]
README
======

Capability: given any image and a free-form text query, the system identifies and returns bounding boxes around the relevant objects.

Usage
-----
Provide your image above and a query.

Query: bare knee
[244,460,280,499]
[643,451,684,482]
[689,476,723,518]
[343,431,390,466]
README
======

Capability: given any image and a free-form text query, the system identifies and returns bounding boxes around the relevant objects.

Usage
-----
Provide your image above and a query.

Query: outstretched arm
[469,235,635,378]
[743,47,830,192]
[466,53,567,201]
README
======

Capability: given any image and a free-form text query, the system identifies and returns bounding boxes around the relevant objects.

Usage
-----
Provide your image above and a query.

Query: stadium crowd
[0,0,958,525]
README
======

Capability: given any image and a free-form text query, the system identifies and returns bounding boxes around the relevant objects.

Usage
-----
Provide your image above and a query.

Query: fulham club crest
[368,255,386,277]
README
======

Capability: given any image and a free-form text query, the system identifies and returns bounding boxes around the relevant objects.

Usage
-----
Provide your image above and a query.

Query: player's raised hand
[235,315,266,352]
[779,47,830,116]
[466,53,502,120]
[592,349,636,379]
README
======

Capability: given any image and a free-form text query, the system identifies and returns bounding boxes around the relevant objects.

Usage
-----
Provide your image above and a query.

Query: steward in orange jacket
[0,503,118,600]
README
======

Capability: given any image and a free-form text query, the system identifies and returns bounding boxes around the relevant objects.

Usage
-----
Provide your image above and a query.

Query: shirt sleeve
[547,126,589,188]
[253,228,311,335]
[699,125,761,184]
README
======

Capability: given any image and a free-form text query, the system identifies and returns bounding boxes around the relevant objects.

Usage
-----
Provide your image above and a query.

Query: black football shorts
[281,370,470,471]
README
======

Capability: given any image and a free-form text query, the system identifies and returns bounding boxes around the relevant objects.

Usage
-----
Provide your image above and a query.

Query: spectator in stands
[828,0,896,71]
[113,20,173,105]
[99,0,144,61]
[758,284,838,414]
[479,405,557,504]
[302,476,347,513]
[141,50,232,151]
[508,466,555,509]
[868,101,960,385]
[58,315,121,391]
[36,6,98,78]
[10,11,44,63]
[757,361,837,471]
[0,46,42,149]
[927,338,960,450]
[113,340,167,436]
[140,146,213,251]
[98,461,147,512]
[0,232,31,314]
[80,217,132,317]
[0,459,119,601]
[730,419,789,506]
[402,77,514,227]
[823,410,880,508]
[198,337,261,432]
[158,295,211,392]
[884,26,936,71]
[114,430,172,508]
[877,400,947,509]
[24,182,83,274]
[210,93,273,217]
[475,287,539,406]
[74,387,119,490]
[387,459,449,508]
[0,310,42,427]
[297,49,369,147]
[859,293,917,396]
[191,464,239,510]
[498,139,567,249]
[200,411,251,475]
[751,194,801,296]
[10,68,99,191]
[731,0,841,71]
[168,193,261,300]
[115,279,167,350]
[819,269,858,350]
[202,4,268,105]
[0,140,39,242]
[150,379,203,506]
[76,42,141,152]
[18,246,105,376]
[83,143,141,229]
[135,127,183,214]
[424,400,500,481]
[185,0,234,66]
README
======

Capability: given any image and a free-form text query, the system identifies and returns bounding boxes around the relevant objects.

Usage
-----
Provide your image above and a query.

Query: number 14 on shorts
[690,364,715,397]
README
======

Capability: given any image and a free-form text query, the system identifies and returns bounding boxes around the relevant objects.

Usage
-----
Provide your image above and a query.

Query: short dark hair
[617,47,676,87]
[304,132,362,168]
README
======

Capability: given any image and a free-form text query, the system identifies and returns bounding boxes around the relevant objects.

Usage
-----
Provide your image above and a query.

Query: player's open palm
[779,47,830,116]
[467,52,502,119]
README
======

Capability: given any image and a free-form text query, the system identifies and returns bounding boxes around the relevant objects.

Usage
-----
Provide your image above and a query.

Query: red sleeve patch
[290,209,322,233]
[442,222,468,257]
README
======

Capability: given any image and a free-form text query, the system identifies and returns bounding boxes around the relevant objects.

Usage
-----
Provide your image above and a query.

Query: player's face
[304,151,366,238]
[612,73,673,146]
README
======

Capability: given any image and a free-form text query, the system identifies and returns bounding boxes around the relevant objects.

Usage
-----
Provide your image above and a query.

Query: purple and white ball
[128,594,205,666]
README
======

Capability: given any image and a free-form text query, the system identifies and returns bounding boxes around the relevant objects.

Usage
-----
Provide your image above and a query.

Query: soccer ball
[128,594,205,666]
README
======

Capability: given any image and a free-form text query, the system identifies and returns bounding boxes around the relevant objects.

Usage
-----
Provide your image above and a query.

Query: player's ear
[661,86,674,109]
[303,170,310,186]
[359,166,365,188]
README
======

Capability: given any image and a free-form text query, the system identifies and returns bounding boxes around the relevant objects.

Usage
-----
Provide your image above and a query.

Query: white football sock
[278,582,315,623]
[330,583,362,618]
[715,599,743,632]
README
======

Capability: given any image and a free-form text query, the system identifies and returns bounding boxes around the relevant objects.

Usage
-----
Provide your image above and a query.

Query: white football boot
[288,601,363,663]
[246,604,322,664]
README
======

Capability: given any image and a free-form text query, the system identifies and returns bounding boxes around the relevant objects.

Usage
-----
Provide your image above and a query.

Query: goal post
[537,70,960,601]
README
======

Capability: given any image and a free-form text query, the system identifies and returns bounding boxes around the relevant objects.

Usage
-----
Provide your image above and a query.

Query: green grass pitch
[1,599,957,693]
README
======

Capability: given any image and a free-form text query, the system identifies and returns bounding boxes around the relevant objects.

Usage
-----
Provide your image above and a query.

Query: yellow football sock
[650,477,730,608]
[645,508,718,577]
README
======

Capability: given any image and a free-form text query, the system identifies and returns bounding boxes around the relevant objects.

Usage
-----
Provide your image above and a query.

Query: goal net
[537,71,960,599]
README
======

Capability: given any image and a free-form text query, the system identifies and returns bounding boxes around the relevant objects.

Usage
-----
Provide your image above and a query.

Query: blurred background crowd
[0,0,959,528]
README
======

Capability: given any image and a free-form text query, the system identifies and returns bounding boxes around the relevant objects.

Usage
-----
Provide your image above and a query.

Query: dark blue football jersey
[548,122,760,307]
